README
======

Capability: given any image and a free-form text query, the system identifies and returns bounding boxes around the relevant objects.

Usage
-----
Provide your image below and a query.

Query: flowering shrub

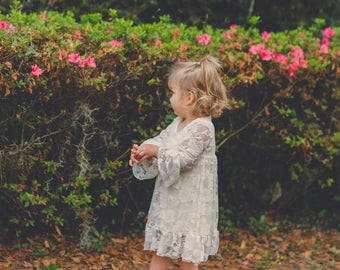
[31,64,44,76]
[195,33,211,45]
[0,6,338,243]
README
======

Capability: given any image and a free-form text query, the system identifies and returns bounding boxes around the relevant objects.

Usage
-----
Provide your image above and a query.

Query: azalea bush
[0,2,339,246]
[216,19,339,215]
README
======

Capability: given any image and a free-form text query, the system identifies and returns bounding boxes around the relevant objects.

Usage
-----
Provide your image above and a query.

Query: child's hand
[132,144,159,164]
[129,144,140,166]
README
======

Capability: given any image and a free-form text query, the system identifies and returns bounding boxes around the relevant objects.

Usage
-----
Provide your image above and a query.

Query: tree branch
[248,0,256,19]
[217,100,272,149]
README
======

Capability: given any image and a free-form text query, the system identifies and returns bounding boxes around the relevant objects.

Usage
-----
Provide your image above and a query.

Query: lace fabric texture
[133,157,159,180]
[133,117,219,264]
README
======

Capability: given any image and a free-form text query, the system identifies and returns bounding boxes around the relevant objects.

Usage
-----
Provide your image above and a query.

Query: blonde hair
[168,55,228,118]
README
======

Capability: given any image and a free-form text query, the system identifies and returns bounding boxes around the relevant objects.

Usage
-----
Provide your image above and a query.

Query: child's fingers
[129,158,138,166]
[130,144,155,164]
[132,144,139,151]
[130,145,138,156]
[136,145,148,156]
[130,155,140,164]
[136,156,147,163]
[135,151,151,163]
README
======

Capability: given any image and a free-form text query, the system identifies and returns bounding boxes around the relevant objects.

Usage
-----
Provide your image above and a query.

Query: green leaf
[328,246,339,255]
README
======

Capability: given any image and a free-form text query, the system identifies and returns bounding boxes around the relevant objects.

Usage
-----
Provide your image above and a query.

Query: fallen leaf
[240,240,246,249]
[44,240,50,248]
[111,237,128,244]
[302,250,312,258]
[107,248,120,255]
[22,261,33,268]
[41,259,53,267]
[72,257,82,263]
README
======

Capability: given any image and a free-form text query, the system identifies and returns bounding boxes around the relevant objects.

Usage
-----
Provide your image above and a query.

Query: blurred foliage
[0,1,339,248]
[0,0,339,31]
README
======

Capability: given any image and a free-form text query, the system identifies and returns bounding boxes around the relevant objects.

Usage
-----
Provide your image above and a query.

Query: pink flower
[39,13,46,20]
[230,24,238,30]
[262,31,271,42]
[242,259,249,266]
[322,37,330,46]
[0,21,8,30]
[320,44,329,54]
[249,43,274,61]
[282,243,288,251]
[8,24,16,32]
[67,53,80,63]
[284,46,308,73]
[323,27,335,38]
[31,64,44,76]
[260,49,272,61]
[299,59,308,68]
[173,28,180,39]
[107,26,114,35]
[57,50,66,60]
[224,30,234,40]
[291,57,300,66]
[291,46,304,59]
[75,33,83,40]
[219,48,225,55]
[78,56,96,68]
[85,56,96,68]
[154,38,163,48]
[273,53,288,65]
[109,40,123,49]
[78,56,97,68]
[317,37,330,54]
[286,62,299,77]
[195,33,211,46]
[249,43,265,55]
[78,59,87,68]
[5,24,16,35]
[179,43,189,53]
[317,38,321,46]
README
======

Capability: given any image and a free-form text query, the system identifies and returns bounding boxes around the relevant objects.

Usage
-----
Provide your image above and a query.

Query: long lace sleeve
[132,123,171,180]
[158,123,213,187]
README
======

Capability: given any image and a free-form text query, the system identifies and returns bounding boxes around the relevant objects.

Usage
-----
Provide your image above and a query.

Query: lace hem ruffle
[144,225,219,264]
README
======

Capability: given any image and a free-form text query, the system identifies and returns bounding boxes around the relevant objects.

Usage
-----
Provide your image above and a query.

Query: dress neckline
[175,116,211,133]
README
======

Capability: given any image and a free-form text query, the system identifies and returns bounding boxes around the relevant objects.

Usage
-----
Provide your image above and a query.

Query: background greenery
[0,0,339,31]
[0,0,339,250]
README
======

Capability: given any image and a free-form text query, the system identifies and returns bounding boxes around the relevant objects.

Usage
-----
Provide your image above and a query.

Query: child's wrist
[153,146,159,157]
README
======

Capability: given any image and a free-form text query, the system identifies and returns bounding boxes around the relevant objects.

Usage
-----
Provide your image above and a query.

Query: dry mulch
[0,225,339,269]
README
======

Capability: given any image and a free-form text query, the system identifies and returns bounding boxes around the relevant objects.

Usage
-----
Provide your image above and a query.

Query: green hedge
[1,0,339,31]
[0,4,339,246]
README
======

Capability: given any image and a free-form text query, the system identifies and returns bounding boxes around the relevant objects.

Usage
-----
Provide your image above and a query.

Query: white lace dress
[132,116,219,264]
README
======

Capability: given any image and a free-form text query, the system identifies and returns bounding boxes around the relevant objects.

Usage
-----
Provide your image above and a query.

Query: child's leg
[179,260,199,270]
[149,254,170,270]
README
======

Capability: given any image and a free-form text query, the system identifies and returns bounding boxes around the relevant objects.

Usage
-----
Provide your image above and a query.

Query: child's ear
[186,91,195,105]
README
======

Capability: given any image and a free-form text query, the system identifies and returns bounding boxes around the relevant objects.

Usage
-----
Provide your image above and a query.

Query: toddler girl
[129,55,228,270]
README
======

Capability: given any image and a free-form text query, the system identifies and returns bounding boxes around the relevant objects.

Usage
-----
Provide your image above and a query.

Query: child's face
[168,79,186,117]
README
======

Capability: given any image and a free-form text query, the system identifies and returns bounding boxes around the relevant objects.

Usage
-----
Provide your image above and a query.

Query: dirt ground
[0,225,339,269]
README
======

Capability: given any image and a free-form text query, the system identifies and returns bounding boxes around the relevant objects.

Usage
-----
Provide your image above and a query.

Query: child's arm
[129,117,177,165]
[158,123,213,187]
